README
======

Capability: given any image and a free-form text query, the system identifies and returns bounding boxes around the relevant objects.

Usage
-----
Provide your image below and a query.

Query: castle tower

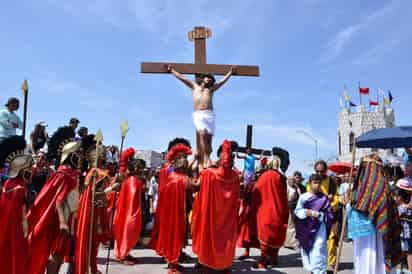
[338,106,395,163]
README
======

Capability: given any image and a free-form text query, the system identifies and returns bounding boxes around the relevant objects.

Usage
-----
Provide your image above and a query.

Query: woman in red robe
[192,140,240,273]
[252,147,290,269]
[113,148,144,264]
[0,136,33,274]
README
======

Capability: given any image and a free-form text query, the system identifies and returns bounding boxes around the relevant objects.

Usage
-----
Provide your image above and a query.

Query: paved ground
[60,241,354,274]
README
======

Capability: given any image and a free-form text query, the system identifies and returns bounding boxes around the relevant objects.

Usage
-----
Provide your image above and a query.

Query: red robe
[26,165,79,274]
[150,163,169,250]
[113,174,142,260]
[154,170,187,264]
[252,169,289,248]
[0,178,28,274]
[237,187,259,249]
[192,167,240,270]
[105,176,118,237]
[75,168,110,274]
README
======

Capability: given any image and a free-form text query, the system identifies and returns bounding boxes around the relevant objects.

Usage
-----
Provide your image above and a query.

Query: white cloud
[219,122,335,151]
[321,24,360,62]
[320,0,404,63]
[254,124,335,150]
[46,0,255,39]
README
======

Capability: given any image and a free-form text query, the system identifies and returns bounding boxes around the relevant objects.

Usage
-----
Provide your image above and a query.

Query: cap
[70,118,80,124]
[37,121,48,127]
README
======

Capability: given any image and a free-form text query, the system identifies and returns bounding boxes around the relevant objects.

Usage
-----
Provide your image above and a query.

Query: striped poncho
[352,154,401,270]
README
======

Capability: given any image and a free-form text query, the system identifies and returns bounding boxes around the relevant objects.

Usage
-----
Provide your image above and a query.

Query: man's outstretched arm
[167,65,195,89]
[212,66,235,92]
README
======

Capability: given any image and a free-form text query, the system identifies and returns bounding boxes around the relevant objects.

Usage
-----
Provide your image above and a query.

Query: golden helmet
[0,135,32,178]
[8,155,33,178]
[60,141,81,165]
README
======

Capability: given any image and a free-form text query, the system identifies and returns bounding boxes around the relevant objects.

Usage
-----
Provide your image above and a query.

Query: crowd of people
[1,95,412,274]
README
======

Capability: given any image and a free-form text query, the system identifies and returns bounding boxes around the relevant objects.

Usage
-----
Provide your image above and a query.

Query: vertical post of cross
[246,125,253,150]
[188,26,211,65]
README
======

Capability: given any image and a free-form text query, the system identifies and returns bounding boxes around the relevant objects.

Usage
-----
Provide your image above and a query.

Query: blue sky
[1,0,411,173]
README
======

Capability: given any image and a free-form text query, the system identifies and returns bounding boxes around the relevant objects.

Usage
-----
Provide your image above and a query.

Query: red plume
[221,140,232,169]
[167,144,192,163]
[261,157,268,166]
[119,147,135,173]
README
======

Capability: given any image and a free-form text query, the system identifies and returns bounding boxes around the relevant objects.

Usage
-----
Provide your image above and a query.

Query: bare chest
[192,87,213,101]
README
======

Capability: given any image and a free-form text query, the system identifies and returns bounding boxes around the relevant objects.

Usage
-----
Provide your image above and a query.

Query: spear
[21,80,29,139]
[105,121,129,274]
[87,130,104,274]
[334,144,357,274]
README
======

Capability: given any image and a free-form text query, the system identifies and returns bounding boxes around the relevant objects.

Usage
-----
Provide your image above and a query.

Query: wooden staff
[87,130,103,274]
[334,144,357,274]
[105,121,129,274]
[21,80,29,139]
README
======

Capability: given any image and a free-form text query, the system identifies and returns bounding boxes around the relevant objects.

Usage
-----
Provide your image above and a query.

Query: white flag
[378,88,385,97]
[339,97,344,108]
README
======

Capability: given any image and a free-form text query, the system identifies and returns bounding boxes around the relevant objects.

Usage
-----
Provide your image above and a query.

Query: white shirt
[0,108,23,140]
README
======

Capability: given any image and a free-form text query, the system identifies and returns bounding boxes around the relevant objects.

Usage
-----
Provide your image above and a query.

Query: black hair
[5,97,19,107]
[309,174,323,183]
[314,160,328,170]
[272,147,290,173]
[47,126,75,163]
[0,135,26,168]
[394,188,411,204]
[293,171,303,178]
[167,137,191,151]
[196,74,216,87]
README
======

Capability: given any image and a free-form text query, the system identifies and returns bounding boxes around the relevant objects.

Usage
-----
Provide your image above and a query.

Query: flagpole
[358,81,362,106]
[344,85,348,109]
[368,87,371,112]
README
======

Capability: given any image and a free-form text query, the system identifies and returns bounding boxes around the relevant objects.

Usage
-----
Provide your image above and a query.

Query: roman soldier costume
[0,135,33,274]
[27,126,81,274]
[75,134,112,274]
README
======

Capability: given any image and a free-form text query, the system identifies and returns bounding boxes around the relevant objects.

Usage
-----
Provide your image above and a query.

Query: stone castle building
[338,105,395,163]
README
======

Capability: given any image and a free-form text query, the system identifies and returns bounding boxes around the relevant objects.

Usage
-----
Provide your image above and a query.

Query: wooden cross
[141,26,260,77]
[237,125,272,156]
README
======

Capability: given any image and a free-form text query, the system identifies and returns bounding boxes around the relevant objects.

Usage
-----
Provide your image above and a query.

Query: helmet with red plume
[167,144,192,163]
[119,147,135,173]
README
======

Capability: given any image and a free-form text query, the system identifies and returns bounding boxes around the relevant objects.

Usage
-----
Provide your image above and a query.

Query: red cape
[113,174,142,260]
[252,169,289,248]
[154,170,187,264]
[75,168,109,274]
[0,178,28,274]
[150,163,169,250]
[237,189,259,248]
[26,165,78,274]
[192,167,240,270]
[105,176,118,232]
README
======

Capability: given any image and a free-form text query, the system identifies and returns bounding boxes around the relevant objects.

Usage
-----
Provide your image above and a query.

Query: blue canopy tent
[356,126,412,149]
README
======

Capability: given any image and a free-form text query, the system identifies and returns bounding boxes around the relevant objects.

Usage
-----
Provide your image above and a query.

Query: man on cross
[167,64,235,169]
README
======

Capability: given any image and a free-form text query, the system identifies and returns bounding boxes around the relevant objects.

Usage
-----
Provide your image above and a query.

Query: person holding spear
[75,131,115,274]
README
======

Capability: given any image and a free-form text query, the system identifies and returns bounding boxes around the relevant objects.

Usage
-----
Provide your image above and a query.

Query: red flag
[359,87,369,94]
[369,100,379,106]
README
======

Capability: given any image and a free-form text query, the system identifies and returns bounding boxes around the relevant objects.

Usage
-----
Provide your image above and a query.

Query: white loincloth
[192,110,216,135]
